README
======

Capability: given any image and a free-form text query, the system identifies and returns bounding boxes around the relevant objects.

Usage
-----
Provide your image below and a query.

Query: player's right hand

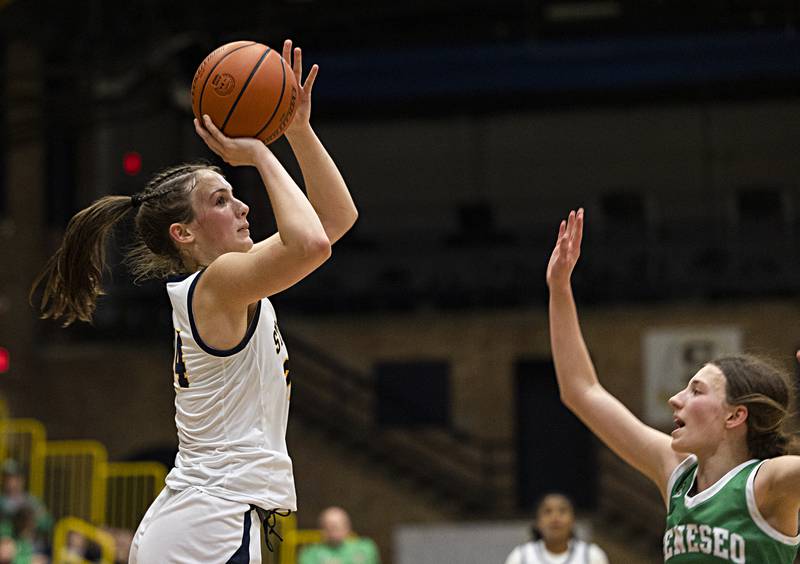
[194,114,270,167]
[546,208,584,290]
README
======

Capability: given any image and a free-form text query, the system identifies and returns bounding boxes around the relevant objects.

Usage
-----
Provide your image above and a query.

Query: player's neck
[694,442,752,493]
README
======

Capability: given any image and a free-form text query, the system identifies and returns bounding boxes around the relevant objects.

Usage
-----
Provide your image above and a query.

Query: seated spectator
[299,506,380,564]
[102,526,134,564]
[9,504,48,564]
[0,460,51,561]
[61,530,90,564]
[504,493,608,564]
[57,529,105,564]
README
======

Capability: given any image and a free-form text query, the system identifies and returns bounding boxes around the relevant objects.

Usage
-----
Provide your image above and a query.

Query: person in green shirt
[547,209,800,563]
[299,507,380,564]
[0,460,51,562]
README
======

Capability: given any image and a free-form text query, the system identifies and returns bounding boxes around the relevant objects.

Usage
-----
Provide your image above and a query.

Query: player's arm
[248,41,356,255]
[547,209,684,501]
[755,455,800,522]
[194,115,331,304]
[281,40,357,246]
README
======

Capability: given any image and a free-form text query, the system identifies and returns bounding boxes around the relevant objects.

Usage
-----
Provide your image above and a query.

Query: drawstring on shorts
[252,507,291,552]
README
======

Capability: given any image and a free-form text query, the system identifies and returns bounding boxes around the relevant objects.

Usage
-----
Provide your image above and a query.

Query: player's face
[668,364,730,455]
[535,495,574,545]
[189,171,252,258]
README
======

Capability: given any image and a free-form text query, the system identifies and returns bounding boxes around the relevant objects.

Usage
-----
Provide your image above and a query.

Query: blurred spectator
[299,506,380,564]
[504,493,608,564]
[9,504,48,564]
[56,530,106,564]
[60,531,88,564]
[103,527,133,564]
[0,460,51,563]
[0,537,16,564]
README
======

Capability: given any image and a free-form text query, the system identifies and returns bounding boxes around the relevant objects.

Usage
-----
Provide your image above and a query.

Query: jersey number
[273,321,285,354]
[174,330,189,388]
[274,322,291,389]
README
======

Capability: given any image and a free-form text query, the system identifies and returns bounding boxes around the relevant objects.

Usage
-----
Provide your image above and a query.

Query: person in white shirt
[504,493,608,564]
[31,39,356,563]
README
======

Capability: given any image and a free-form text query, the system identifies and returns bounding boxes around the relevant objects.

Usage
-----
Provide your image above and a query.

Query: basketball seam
[254,56,288,140]
[221,47,271,134]
[198,42,257,118]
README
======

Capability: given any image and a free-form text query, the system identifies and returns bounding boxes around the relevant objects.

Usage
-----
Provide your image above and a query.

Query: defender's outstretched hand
[546,208,584,290]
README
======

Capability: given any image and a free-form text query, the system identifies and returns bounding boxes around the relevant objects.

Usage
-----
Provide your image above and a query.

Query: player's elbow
[339,208,359,239]
[348,207,359,229]
[333,207,359,241]
[558,386,587,413]
[560,381,601,416]
[559,389,577,410]
[303,235,332,262]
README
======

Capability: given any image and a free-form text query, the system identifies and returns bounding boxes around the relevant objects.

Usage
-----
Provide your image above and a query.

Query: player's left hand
[282,39,318,136]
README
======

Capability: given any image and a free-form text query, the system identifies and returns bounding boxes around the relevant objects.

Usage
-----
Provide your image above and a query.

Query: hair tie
[131,193,145,208]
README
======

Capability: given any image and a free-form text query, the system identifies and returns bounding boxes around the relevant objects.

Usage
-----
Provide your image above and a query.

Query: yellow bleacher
[0,408,168,562]
[0,404,318,563]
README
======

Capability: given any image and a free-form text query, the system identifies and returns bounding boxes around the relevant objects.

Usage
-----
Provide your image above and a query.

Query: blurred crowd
[0,460,133,564]
[0,460,50,564]
[299,507,380,564]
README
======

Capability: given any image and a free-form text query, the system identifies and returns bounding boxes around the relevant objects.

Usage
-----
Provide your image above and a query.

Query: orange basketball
[191,41,298,145]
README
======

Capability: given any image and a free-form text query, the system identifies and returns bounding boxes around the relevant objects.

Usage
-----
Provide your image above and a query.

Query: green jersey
[664,455,800,563]
[298,537,380,564]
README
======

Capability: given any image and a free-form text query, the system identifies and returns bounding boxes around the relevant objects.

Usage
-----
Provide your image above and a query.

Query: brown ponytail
[31,162,218,326]
[30,195,134,326]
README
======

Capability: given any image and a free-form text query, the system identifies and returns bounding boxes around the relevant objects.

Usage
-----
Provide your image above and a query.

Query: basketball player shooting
[32,39,357,563]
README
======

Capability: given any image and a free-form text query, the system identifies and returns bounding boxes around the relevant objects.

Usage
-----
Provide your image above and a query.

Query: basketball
[191,41,298,145]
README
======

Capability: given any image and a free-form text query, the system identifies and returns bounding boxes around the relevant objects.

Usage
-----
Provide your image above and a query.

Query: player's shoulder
[502,543,525,564]
[763,454,800,468]
[165,270,200,294]
[585,541,610,564]
[759,455,800,487]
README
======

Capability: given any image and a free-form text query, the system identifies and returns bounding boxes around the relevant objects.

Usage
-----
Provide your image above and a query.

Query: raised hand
[546,208,584,290]
[193,114,269,167]
[281,39,318,136]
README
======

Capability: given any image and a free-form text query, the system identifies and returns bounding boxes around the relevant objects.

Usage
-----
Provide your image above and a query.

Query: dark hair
[712,354,797,459]
[30,163,218,326]
[530,492,575,541]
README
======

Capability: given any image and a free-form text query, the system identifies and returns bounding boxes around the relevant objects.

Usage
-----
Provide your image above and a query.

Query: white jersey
[164,270,296,511]
[504,539,608,564]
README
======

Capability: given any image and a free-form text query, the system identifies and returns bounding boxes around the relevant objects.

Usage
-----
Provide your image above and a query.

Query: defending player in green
[546,209,800,563]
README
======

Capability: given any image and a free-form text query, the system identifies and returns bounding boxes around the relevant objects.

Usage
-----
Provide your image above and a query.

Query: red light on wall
[0,347,8,373]
[122,151,142,176]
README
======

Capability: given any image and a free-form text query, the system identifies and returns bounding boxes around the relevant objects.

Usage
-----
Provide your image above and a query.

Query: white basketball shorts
[129,486,261,564]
